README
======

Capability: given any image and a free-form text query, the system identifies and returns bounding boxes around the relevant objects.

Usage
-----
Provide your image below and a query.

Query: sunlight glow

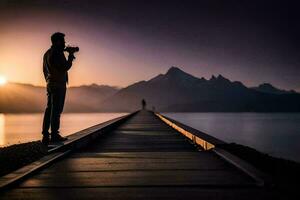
[0,76,7,86]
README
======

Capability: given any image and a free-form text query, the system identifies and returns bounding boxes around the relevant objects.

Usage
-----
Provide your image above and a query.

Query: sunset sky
[0,0,299,91]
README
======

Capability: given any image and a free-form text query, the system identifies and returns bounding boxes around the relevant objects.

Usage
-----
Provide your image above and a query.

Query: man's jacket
[43,47,73,86]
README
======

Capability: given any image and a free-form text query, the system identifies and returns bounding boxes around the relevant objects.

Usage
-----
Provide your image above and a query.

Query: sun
[0,76,7,86]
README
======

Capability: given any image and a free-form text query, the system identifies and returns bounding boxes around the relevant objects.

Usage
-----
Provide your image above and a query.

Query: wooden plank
[0,188,277,200]
[42,152,232,172]
[83,147,197,152]
[69,152,206,158]
[112,130,180,135]
[19,170,254,187]
[44,162,229,172]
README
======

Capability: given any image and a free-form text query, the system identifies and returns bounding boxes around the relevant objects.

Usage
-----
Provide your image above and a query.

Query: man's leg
[41,86,51,144]
[50,86,67,141]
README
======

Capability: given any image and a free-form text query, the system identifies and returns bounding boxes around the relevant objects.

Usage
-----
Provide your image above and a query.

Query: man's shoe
[42,135,49,145]
[51,134,68,142]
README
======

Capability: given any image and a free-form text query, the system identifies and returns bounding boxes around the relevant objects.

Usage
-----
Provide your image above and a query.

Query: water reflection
[163,113,300,162]
[0,114,5,146]
[0,113,127,147]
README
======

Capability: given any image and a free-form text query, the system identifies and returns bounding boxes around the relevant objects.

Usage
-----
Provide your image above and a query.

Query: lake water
[0,113,127,147]
[1,112,299,163]
[163,113,300,162]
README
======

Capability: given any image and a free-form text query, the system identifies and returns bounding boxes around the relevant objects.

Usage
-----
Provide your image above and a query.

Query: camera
[64,46,79,54]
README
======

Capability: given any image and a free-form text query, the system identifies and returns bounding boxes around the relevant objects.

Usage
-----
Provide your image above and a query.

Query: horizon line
[4,79,299,93]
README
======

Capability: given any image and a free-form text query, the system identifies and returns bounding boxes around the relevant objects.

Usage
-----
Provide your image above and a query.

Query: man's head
[51,32,65,50]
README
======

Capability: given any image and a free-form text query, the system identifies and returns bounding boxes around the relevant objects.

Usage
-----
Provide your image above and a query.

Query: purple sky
[0,0,299,91]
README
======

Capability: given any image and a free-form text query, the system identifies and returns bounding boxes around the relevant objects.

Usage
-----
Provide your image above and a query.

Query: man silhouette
[142,99,146,110]
[42,32,76,145]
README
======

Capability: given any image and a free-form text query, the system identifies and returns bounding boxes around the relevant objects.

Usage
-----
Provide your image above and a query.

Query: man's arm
[64,53,75,71]
[48,51,75,72]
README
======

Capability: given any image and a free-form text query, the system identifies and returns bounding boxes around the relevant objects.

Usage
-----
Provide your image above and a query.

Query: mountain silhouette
[99,67,300,112]
[1,67,299,112]
[251,83,296,95]
[0,83,119,113]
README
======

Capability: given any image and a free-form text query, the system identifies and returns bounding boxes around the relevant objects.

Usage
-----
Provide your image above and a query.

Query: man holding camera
[42,32,79,145]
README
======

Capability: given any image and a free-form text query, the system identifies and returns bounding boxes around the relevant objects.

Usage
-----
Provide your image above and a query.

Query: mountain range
[1,67,299,113]
[0,83,119,113]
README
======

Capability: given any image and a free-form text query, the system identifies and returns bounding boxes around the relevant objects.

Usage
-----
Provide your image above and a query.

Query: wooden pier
[0,110,277,199]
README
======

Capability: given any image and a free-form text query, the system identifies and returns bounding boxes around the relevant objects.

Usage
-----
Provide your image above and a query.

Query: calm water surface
[0,113,127,147]
[163,113,300,162]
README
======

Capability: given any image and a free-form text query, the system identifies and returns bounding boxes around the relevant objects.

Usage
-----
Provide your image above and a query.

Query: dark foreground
[0,142,47,176]
[0,110,295,199]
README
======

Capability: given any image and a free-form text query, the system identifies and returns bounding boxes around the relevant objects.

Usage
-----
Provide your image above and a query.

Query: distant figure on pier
[142,99,146,110]
[42,32,79,145]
